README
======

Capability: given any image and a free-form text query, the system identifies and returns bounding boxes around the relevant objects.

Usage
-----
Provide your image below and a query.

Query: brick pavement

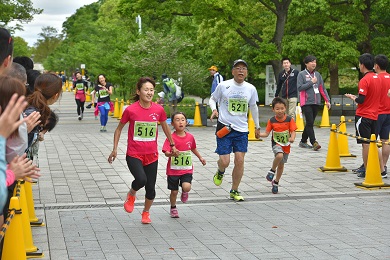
[28,92,390,259]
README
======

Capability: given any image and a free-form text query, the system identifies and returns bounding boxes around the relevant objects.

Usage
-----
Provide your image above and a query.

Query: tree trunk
[329,63,339,95]
[270,60,282,83]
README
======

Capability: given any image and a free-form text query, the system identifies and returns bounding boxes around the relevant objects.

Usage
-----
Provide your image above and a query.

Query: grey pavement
[28,91,390,260]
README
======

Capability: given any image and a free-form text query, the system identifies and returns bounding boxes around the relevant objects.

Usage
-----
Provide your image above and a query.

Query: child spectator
[162,112,206,218]
[259,97,297,194]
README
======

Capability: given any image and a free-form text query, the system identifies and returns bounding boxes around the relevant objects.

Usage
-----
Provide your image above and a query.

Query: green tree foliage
[34,27,62,63]
[0,0,42,28]
[13,37,32,58]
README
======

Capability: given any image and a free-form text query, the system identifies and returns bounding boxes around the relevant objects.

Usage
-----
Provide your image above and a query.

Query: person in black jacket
[275,57,299,119]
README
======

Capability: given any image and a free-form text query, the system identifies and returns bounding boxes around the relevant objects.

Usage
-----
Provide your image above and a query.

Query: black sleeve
[355,93,366,104]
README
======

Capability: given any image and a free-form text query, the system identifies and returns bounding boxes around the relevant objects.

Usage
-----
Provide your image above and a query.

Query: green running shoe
[213,171,224,186]
[229,190,244,201]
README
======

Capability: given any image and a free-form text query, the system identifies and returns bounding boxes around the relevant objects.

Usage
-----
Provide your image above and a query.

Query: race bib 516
[170,151,192,170]
[133,121,157,141]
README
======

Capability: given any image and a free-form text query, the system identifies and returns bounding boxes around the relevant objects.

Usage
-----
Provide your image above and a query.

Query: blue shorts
[215,130,248,155]
[376,114,390,140]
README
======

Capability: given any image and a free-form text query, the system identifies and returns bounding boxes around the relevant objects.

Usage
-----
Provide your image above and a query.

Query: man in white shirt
[209,59,260,201]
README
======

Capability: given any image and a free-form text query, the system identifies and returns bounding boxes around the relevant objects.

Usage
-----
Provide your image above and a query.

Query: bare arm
[160,121,179,156]
[107,122,126,164]
[289,131,296,143]
[191,148,206,166]
[259,130,270,138]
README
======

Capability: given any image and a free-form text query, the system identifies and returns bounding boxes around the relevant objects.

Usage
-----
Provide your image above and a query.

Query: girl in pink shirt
[162,112,206,218]
[108,77,178,224]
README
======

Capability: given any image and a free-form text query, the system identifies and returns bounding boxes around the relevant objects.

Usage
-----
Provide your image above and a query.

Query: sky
[11,0,97,46]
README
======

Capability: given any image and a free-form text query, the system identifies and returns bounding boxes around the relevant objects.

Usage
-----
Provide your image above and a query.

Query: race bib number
[228,98,248,115]
[273,130,290,146]
[99,89,109,98]
[76,83,84,90]
[171,151,192,170]
[133,121,157,141]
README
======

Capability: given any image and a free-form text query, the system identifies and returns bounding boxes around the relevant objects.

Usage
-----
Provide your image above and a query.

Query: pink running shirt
[162,132,196,176]
[120,101,167,156]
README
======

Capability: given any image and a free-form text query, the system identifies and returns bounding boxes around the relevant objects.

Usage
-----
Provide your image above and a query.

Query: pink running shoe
[181,192,189,203]
[141,211,151,224]
[170,208,179,218]
[124,193,135,213]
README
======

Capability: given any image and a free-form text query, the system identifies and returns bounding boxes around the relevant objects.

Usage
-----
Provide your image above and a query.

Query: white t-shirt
[212,79,259,132]
[6,114,28,163]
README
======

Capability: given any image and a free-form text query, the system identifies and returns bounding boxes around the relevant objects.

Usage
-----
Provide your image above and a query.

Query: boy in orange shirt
[259,97,297,193]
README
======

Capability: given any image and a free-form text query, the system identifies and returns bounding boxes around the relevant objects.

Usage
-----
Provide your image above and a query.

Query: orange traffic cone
[24,180,44,226]
[248,110,261,141]
[319,124,347,172]
[1,197,26,260]
[355,134,390,189]
[319,105,331,127]
[338,116,356,157]
[193,102,203,127]
[295,104,304,132]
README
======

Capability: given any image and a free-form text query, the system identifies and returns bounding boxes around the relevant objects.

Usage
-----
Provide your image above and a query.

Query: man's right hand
[210,109,218,121]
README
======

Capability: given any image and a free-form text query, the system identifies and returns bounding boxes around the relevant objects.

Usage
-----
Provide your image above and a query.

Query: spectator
[297,55,330,151]
[275,57,299,119]
[162,74,178,116]
[345,53,382,178]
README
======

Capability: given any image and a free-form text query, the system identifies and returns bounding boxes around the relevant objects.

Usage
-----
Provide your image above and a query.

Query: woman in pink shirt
[108,77,178,224]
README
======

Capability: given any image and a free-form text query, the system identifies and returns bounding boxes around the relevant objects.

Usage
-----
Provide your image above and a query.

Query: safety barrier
[321,118,390,189]
[1,180,44,259]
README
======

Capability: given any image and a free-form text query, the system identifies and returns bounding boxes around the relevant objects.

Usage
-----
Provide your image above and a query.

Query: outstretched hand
[25,111,41,133]
[9,154,41,181]
[0,94,28,138]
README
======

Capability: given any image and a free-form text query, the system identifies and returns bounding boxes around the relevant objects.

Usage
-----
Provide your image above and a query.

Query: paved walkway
[29,91,389,260]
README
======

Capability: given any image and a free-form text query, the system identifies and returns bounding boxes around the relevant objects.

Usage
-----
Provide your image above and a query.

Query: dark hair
[374,54,388,71]
[0,75,26,136]
[97,74,107,85]
[75,71,81,76]
[42,110,59,132]
[13,56,34,71]
[27,72,62,125]
[304,55,316,64]
[281,57,290,63]
[171,111,187,122]
[0,28,13,64]
[358,53,374,71]
[26,69,41,96]
[272,97,287,108]
[132,77,156,102]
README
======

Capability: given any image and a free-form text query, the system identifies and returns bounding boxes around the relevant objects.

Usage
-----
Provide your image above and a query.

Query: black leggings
[126,156,158,200]
[75,99,85,115]
[301,104,319,144]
